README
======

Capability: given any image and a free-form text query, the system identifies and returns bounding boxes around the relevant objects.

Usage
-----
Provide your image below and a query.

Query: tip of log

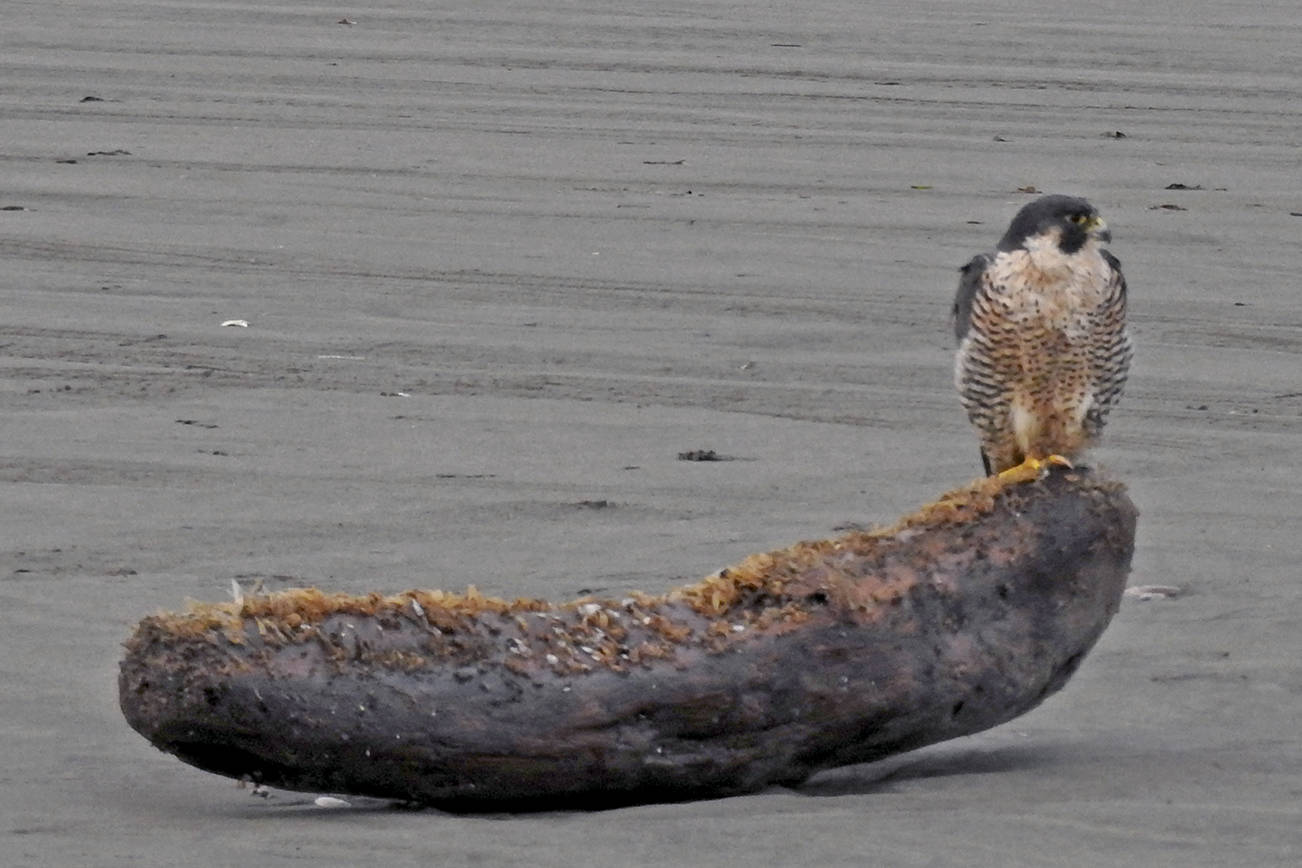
[120,468,1136,808]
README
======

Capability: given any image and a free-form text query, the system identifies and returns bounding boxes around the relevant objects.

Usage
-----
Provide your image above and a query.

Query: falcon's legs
[995,453,1074,484]
[980,439,1023,479]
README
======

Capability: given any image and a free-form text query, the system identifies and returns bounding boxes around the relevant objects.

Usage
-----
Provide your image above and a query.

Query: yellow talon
[996,454,1074,484]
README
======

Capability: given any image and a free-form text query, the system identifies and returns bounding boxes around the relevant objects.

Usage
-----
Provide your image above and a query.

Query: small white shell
[314,796,351,808]
[220,319,250,328]
[1123,585,1183,601]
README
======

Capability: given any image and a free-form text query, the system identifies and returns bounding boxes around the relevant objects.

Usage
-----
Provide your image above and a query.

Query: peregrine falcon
[953,194,1132,481]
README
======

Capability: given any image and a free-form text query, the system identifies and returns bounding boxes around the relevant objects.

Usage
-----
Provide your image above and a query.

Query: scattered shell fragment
[1123,584,1182,601]
[313,796,351,808]
[220,319,250,328]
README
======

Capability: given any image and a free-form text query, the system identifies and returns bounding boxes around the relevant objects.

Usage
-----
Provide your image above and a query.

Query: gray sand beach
[3,1,1300,865]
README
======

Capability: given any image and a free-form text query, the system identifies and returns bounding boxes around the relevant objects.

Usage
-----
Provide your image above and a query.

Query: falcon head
[996,194,1110,255]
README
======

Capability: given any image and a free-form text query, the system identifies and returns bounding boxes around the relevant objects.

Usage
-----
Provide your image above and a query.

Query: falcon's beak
[1087,216,1111,244]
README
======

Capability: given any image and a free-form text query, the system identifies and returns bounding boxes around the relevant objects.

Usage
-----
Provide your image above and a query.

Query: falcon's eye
[1068,213,1089,225]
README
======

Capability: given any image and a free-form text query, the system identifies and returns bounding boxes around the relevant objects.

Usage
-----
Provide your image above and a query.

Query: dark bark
[119,468,1136,808]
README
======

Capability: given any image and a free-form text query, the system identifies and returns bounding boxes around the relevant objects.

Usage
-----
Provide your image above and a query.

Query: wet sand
[2,1,1300,865]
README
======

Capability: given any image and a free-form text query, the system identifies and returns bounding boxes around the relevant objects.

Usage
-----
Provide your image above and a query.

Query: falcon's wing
[1086,250,1133,428]
[1100,250,1126,301]
[952,253,993,341]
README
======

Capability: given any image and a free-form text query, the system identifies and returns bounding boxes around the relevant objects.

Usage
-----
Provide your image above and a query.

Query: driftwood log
[120,469,1136,808]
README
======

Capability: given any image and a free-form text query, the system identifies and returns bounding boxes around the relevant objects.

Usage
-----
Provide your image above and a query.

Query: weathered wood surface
[119,469,1135,807]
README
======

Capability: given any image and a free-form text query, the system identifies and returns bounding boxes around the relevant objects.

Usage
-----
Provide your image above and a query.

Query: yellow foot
[995,454,1074,484]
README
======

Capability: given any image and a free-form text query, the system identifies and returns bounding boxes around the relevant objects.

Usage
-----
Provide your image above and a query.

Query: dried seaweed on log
[119,468,1136,808]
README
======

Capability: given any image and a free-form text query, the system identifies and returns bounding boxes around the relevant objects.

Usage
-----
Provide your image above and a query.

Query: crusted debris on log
[119,468,1136,808]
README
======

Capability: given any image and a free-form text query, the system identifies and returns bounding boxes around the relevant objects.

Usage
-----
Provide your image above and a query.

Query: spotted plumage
[953,194,1132,476]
